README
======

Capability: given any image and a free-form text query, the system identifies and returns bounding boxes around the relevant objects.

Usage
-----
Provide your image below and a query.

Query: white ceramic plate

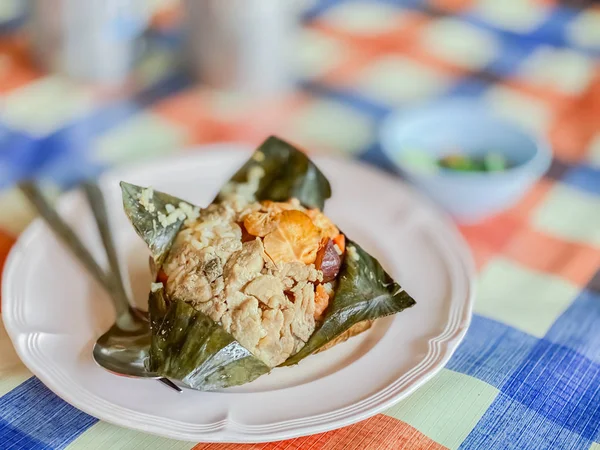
[2,144,475,443]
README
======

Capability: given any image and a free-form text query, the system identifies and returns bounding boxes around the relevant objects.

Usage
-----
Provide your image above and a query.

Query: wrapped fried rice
[121,136,416,390]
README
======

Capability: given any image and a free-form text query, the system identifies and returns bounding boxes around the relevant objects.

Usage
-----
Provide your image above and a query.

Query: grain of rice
[347,245,359,261]
[138,187,155,213]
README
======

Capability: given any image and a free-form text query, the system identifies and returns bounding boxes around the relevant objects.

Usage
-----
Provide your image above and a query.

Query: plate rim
[2,145,476,442]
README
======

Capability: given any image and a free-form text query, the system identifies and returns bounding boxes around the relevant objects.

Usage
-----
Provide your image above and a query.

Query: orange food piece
[314,284,330,320]
[307,209,339,239]
[261,200,298,214]
[243,211,276,237]
[333,233,345,254]
[157,269,169,284]
[245,200,306,237]
[238,222,255,242]
[263,210,321,264]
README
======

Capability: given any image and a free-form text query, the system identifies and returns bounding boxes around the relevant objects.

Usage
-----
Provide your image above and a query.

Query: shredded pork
[163,201,333,367]
[160,168,342,367]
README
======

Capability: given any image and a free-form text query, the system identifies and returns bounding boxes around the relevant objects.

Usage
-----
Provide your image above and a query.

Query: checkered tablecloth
[0,1,599,449]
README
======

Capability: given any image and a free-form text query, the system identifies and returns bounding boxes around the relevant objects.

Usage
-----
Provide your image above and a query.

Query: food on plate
[121,136,416,390]
[160,196,341,368]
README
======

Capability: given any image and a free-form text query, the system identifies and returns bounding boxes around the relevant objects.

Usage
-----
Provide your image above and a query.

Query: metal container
[183,0,301,96]
[28,0,149,85]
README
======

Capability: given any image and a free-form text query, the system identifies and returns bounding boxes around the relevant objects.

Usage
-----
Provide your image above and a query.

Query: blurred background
[0,0,598,268]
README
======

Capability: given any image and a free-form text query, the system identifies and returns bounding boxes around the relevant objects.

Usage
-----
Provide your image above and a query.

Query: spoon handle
[19,182,115,296]
[82,182,130,318]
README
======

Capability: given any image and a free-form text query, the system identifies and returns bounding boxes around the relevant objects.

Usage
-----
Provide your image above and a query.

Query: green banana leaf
[218,136,332,210]
[121,182,190,267]
[148,289,270,389]
[281,240,416,366]
[148,286,169,333]
[121,135,416,390]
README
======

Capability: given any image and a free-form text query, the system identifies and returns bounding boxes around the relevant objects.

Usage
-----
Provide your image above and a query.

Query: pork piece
[266,261,322,289]
[223,293,265,355]
[164,246,220,303]
[223,239,265,296]
[290,282,316,343]
[244,275,287,309]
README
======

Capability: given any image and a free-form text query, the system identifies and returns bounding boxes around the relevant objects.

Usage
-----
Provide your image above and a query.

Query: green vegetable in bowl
[400,150,512,174]
[439,152,510,172]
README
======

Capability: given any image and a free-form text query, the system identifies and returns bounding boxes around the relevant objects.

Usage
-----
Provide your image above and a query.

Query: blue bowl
[379,99,552,223]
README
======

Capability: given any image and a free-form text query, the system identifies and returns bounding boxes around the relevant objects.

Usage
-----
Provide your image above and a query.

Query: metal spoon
[19,181,181,392]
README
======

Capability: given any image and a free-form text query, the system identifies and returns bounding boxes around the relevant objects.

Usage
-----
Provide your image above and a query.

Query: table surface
[0,1,599,449]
